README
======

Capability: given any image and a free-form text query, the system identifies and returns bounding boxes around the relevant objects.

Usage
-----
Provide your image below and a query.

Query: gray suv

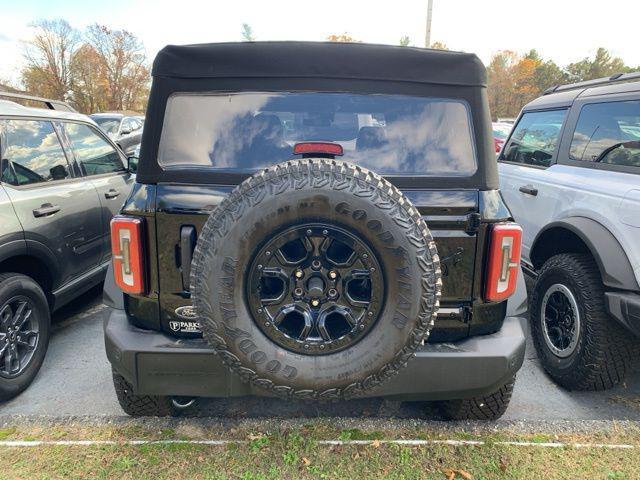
[90,113,144,155]
[0,92,134,400]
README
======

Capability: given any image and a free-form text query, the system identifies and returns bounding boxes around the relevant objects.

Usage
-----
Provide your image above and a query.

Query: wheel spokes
[16,330,37,351]
[0,304,12,330]
[3,342,19,375]
[12,301,32,330]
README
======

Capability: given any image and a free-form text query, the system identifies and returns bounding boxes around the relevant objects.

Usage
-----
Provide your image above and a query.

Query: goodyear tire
[191,159,441,400]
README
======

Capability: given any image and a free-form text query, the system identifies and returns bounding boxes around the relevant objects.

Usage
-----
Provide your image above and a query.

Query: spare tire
[191,159,441,400]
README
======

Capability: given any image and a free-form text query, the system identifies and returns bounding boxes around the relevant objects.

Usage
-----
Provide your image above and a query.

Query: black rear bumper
[104,307,527,401]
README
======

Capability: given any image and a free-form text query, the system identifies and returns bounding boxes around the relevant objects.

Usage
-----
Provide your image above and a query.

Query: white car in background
[499,73,640,391]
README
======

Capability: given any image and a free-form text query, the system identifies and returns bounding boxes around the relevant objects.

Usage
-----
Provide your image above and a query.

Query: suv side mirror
[127,155,138,173]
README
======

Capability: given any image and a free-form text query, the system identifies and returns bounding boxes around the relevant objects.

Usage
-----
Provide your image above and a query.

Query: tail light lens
[110,216,146,294]
[485,223,522,302]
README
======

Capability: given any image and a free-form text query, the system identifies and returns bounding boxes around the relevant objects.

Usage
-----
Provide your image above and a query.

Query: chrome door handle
[519,185,538,196]
[105,189,120,199]
[32,203,61,217]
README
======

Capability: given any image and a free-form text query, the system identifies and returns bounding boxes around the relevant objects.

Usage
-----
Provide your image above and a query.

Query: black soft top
[152,41,486,87]
[138,42,497,189]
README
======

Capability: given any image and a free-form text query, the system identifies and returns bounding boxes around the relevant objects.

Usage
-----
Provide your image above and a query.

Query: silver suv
[0,92,134,400]
[499,73,640,391]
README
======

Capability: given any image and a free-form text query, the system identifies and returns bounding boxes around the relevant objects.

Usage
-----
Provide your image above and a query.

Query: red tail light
[485,223,522,302]
[494,137,505,153]
[293,142,344,156]
[110,216,146,294]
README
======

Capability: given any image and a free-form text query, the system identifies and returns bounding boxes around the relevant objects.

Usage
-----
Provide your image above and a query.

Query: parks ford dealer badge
[171,305,201,333]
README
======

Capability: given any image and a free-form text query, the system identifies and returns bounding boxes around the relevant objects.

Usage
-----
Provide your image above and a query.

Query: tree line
[486,47,639,119]
[18,19,149,114]
[5,21,639,119]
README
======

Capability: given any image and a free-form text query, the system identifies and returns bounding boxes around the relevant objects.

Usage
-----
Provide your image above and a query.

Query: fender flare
[531,217,638,291]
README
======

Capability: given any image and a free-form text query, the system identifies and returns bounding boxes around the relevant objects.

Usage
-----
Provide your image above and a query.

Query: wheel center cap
[306,276,325,297]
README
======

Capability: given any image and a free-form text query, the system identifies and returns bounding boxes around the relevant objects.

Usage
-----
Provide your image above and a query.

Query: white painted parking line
[0,439,634,449]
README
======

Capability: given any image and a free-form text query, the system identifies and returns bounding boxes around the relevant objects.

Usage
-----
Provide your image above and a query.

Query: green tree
[399,36,410,47]
[241,23,255,41]
[566,47,631,82]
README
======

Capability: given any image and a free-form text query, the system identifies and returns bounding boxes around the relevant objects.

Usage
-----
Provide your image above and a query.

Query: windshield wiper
[594,140,640,162]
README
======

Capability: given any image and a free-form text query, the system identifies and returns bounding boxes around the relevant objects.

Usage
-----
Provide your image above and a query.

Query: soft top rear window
[158,92,477,175]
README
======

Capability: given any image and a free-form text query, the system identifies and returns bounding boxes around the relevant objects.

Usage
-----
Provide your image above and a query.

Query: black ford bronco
[103,42,528,419]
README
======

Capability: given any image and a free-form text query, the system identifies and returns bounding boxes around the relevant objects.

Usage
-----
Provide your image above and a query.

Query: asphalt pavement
[1,285,639,421]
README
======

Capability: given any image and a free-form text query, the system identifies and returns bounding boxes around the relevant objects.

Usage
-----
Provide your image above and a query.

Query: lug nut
[311,260,321,270]
[328,288,338,298]
[311,298,320,307]
[306,229,312,235]
[294,287,303,297]
[295,269,304,279]
[322,229,328,235]
[328,270,337,280]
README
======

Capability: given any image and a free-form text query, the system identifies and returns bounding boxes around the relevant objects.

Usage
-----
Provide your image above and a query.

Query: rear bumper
[606,291,640,338]
[105,307,527,401]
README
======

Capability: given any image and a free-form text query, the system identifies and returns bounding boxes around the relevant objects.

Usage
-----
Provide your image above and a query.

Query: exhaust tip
[171,397,197,410]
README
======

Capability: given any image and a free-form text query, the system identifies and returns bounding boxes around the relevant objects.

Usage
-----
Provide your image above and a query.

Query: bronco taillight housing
[110,216,146,294]
[485,223,522,302]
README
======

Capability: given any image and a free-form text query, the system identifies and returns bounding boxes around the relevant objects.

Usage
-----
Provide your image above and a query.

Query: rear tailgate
[153,185,481,342]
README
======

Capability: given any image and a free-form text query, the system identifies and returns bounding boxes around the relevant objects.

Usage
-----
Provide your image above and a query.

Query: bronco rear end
[104,42,527,419]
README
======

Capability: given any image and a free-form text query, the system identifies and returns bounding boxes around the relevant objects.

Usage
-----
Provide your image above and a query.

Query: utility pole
[425,0,433,48]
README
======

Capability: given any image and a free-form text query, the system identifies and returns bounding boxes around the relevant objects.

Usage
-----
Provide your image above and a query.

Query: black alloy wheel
[540,283,580,358]
[0,296,40,378]
[247,223,384,355]
[0,273,50,401]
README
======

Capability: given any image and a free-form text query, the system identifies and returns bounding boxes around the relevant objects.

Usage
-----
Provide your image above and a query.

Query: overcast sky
[1,0,638,84]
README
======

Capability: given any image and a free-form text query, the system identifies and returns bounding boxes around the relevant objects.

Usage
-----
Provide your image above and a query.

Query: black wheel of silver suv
[531,254,638,391]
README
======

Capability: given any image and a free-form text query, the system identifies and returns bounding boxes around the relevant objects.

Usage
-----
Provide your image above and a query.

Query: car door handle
[104,189,120,199]
[32,203,61,217]
[519,185,538,196]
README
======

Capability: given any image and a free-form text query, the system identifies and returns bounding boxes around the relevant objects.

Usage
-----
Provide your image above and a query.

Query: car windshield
[158,92,477,175]
[493,124,511,139]
[92,116,121,135]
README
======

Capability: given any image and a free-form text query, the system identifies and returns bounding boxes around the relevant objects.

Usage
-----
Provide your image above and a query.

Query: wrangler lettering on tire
[191,159,441,400]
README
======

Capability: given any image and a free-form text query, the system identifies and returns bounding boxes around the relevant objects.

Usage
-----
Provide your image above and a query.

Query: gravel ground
[0,285,638,425]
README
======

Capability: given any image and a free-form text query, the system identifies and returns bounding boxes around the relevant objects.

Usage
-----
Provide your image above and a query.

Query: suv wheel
[531,254,637,390]
[438,376,515,420]
[0,273,50,402]
[112,370,186,417]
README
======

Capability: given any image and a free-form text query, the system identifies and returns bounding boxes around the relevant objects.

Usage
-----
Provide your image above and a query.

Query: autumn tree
[69,44,108,113]
[21,19,79,101]
[85,24,149,111]
[429,41,449,50]
[326,33,359,42]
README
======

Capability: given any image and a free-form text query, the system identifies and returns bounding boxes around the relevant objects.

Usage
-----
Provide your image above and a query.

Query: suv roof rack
[543,71,640,95]
[0,91,76,112]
